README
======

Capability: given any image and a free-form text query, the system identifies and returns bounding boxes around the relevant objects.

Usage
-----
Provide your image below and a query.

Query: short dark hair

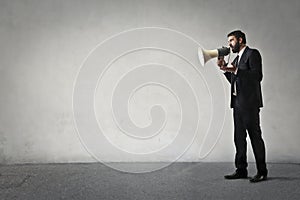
[227,30,247,44]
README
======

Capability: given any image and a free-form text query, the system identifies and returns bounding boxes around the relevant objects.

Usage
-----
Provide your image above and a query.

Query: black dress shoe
[224,171,248,179]
[249,174,267,183]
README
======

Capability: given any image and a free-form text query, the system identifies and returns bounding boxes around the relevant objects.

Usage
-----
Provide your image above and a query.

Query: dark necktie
[235,55,239,67]
[233,55,239,96]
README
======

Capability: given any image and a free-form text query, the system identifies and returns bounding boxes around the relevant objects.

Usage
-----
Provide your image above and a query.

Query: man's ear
[238,37,243,44]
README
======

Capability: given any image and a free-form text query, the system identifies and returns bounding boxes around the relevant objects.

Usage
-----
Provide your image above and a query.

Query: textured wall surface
[0,0,299,165]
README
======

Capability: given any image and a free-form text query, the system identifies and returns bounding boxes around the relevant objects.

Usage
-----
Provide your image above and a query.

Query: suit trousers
[233,102,267,175]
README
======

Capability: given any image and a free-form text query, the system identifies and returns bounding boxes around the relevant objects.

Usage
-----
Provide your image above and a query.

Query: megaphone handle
[217,56,228,66]
[218,52,230,66]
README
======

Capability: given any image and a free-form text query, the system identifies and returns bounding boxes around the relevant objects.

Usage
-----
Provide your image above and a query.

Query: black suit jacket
[224,46,263,109]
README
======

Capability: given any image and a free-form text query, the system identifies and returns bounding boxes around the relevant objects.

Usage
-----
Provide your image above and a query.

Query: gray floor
[1,162,300,200]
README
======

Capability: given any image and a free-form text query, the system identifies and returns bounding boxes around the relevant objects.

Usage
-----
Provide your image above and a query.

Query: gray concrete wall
[0,0,299,164]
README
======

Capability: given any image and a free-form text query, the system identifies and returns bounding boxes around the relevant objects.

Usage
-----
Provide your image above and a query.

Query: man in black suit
[217,30,268,183]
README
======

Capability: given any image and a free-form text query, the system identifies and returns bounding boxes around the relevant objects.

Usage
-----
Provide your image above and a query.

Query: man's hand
[220,65,237,73]
[217,57,237,73]
[217,56,226,67]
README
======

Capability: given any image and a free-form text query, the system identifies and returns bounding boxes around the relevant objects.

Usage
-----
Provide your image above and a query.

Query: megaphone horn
[198,47,230,66]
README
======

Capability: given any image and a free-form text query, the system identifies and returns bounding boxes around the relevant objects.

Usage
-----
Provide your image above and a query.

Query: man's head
[227,30,246,53]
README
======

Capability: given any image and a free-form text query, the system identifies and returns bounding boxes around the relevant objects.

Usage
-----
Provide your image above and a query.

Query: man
[217,30,268,183]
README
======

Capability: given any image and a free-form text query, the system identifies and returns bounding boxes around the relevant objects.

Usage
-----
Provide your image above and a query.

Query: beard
[231,42,240,53]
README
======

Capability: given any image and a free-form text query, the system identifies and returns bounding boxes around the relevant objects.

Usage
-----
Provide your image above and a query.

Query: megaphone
[198,47,230,66]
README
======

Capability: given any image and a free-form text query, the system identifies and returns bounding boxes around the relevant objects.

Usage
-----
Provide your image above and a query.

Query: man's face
[228,35,240,53]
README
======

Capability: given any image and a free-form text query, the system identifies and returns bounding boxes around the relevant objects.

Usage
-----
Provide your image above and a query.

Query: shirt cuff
[234,68,238,75]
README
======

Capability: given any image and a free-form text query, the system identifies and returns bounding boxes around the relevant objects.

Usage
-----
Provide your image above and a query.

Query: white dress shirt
[233,46,247,96]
